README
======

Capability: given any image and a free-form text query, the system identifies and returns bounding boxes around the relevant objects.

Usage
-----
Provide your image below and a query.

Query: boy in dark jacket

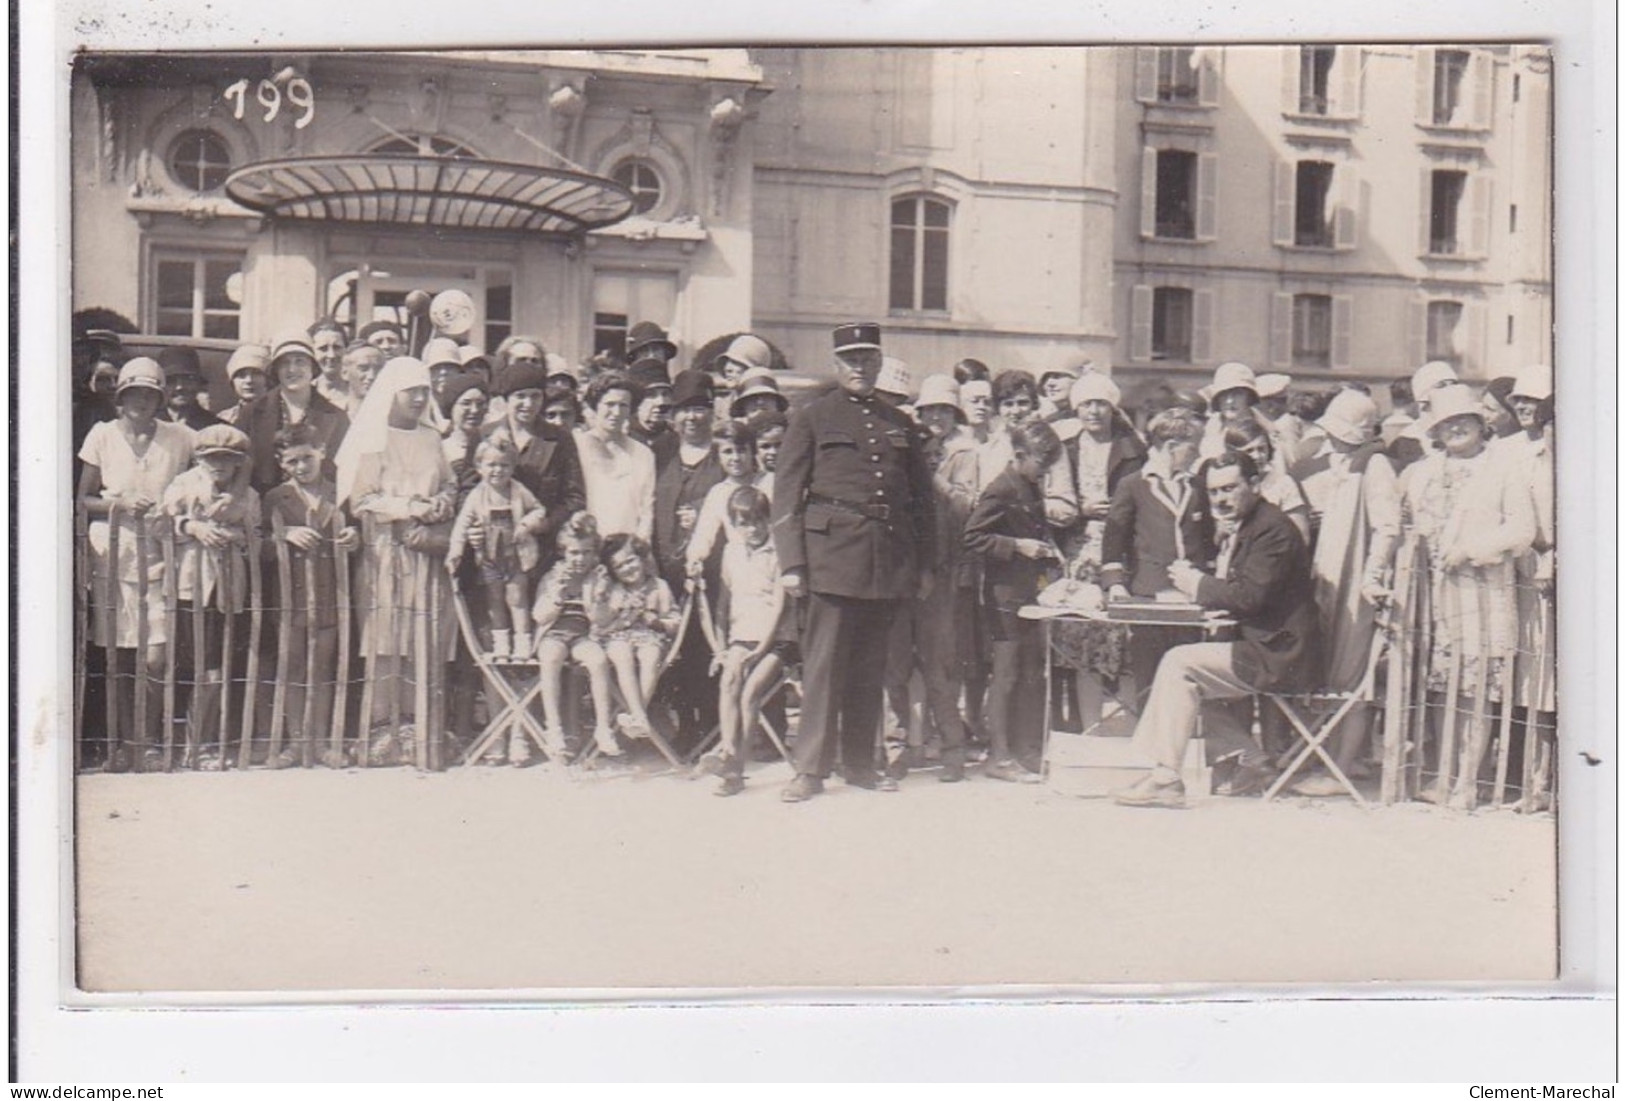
[962,421,1066,781]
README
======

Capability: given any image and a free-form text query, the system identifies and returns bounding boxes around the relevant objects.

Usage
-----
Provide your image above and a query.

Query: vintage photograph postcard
[56,41,1572,1000]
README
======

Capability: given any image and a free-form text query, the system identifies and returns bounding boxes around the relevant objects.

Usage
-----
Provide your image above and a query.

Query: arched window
[367,134,479,158]
[889,195,950,312]
[612,160,664,216]
[167,128,234,193]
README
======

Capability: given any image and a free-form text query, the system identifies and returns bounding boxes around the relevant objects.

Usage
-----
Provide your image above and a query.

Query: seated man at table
[1113,451,1319,809]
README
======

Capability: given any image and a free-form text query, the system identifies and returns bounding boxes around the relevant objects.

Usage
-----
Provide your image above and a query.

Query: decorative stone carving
[707,93,746,217]
[547,80,586,161]
[129,147,163,198]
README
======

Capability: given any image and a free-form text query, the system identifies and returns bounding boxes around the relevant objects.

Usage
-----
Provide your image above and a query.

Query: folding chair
[571,586,696,774]
[672,577,794,770]
[447,575,563,766]
[1261,617,1389,808]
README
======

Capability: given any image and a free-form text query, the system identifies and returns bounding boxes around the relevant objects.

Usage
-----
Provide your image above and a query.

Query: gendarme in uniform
[772,322,936,802]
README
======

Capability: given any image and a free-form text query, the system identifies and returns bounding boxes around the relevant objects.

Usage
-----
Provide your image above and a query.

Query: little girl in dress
[591,534,680,743]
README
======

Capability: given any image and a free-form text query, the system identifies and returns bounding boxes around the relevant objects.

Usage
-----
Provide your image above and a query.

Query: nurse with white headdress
[335,355,457,765]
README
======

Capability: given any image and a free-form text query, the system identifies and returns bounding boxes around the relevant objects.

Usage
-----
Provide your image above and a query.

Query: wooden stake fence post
[240,527,264,770]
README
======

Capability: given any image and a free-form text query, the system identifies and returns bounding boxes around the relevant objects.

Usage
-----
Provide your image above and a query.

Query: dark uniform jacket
[1195,498,1319,692]
[772,388,936,601]
[239,390,350,494]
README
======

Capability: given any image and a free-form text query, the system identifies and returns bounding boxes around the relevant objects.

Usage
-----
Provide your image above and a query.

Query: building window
[1294,161,1336,247]
[1156,48,1200,103]
[1154,151,1197,240]
[1291,294,1333,368]
[1432,50,1472,126]
[1151,287,1193,361]
[1298,47,1336,115]
[1428,169,1467,255]
[167,129,233,193]
[485,277,513,354]
[889,195,950,312]
[612,160,664,216]
[1426,300,1464,368]
[152,252,243,340]
[592,270,679,364]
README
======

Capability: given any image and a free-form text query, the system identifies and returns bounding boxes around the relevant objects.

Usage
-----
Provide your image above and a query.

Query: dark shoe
[713,775,745,797]
[841,769,881,791]
[1218,762,1276,798]
[984,758,1043,784]
[1112,772,1186,809]
[781,774,824,803]
[938,759,966,783]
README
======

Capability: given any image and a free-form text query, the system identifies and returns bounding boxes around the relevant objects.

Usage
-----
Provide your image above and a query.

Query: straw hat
[115,357,165,395]
[226,344,271,379]
[421,337,464,371]
[1069,371,1121,410]
[1255,373,1292,399]
[1209,361,1258,399]
[1412,360,1460,403]
[1425,383,1488,434]
[876,356,914,399]
[729,368,788,416]
[1315,389,1380,446]
[914,374,965,422]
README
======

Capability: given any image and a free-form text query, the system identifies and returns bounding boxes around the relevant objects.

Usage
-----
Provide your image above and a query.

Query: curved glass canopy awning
[224,154,635,235]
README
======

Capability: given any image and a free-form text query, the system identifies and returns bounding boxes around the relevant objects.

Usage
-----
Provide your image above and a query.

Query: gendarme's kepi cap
[832,322,882,354]
[226,344,271,378]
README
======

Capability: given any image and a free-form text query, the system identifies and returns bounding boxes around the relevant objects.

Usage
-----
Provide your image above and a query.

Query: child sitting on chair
[709,486,796,797]
[162,424,262,770]
[262,422,359,768]
[592,534,680,744]
[447,435,549,659]
[533,511,616,761]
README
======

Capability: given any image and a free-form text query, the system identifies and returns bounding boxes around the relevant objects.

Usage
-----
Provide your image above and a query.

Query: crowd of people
[69,311,1557,810]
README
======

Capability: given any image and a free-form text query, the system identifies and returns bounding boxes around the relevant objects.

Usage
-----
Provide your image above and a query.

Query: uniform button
[871,455,880,462]
[874,471,883,478]
[876,490,885,497]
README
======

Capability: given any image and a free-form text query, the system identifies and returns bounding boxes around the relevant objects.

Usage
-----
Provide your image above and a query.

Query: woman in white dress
[77,358,195,765]
[335,357,457,766]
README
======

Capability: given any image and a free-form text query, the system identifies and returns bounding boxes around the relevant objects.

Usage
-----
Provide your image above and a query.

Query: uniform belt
[807,492,891,522]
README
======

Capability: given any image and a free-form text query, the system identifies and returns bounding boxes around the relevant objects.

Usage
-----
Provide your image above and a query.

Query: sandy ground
[74,759,1557,995]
